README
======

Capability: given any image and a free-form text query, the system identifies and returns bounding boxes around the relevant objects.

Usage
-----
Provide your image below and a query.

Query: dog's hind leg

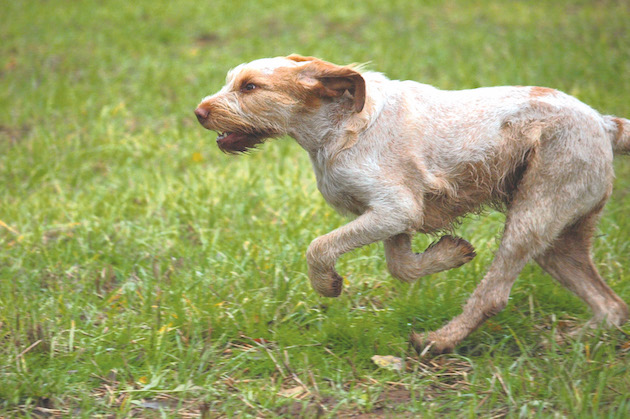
[411,147,616,354]
[535,205,628,328]
[384,234,476,282]
[410,209,557,354]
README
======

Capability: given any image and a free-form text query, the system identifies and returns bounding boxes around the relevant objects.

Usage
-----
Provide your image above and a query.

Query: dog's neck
[288,81,386,158]
[287,98,354,154]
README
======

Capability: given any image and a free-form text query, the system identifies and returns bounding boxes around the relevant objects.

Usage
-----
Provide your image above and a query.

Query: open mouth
[214,131,267,154]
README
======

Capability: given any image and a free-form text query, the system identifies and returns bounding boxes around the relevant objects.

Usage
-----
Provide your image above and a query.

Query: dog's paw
[309,270,344,297]
[409,331,454,356]
[428,235,476,269]
[450,236,477,263]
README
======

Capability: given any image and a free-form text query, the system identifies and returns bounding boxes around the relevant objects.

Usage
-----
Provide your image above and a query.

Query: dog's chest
[310,159,367,216]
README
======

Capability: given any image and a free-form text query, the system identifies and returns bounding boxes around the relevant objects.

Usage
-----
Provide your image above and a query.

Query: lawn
[1,0,629,417]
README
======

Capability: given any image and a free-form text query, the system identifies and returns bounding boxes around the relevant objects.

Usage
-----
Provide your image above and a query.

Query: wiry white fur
[195,56,629,354]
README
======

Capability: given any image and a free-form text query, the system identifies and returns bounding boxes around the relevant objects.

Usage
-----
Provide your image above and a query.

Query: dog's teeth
[217,132,228,140]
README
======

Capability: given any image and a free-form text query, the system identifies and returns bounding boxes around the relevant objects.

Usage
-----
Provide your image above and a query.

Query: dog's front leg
[307,211,408,297]
[384,234,476,283]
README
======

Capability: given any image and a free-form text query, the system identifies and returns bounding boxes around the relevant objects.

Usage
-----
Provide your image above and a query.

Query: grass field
[1,0,630,417]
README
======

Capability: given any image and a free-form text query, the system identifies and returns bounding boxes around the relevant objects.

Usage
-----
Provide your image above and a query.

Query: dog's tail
[606,116,630,155]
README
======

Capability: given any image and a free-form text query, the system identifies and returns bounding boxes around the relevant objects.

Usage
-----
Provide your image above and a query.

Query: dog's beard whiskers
[210,116,279,155]
[199,96,291,155]
[207,109,285,137]
[216,133,268,154]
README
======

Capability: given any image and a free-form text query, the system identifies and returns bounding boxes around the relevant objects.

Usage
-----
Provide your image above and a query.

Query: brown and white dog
[195,55,629,354]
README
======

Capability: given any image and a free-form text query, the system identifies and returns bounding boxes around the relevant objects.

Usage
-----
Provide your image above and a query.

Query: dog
[195,55,629,354]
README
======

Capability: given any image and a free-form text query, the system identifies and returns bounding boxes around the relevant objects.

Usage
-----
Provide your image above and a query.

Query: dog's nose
[195,106,210,121]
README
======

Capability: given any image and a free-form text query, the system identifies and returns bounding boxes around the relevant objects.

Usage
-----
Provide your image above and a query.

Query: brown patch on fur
[289,57,366,113]
[271,66,323,110]
[419,148,534,233]
[529,86,557,98]
[231,68,265,91]
[612,117,624,145]
[286,54,319,63]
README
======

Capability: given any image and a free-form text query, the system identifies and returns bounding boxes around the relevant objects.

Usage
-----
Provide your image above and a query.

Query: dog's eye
[242,83,257,92]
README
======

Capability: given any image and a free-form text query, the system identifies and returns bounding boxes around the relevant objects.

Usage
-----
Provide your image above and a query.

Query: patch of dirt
[195,32,221,46]
[275,387,421,418]
[9,354,477,417]
[0,123,31,145]
[273,356,474,417]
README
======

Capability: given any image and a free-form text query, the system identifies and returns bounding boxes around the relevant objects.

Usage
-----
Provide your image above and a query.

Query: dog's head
[195,55,366,154]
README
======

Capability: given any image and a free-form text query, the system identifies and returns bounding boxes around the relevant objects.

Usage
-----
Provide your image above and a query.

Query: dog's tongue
[216,132,257,154]
[217,132,238,146]
[217,132,244,144]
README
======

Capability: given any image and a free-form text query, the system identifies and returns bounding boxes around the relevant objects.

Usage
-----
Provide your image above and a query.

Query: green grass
[1,0,629,417]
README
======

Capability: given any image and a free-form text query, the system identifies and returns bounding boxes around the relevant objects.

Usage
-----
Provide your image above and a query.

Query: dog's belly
[407,152,531,233]
[419,190,496,233]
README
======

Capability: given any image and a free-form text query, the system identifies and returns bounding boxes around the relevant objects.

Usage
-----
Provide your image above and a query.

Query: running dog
[195,55,629,354]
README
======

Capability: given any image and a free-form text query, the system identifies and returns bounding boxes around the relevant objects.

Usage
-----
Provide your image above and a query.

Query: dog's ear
[295,59,366,113]
[287,54,319,63]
